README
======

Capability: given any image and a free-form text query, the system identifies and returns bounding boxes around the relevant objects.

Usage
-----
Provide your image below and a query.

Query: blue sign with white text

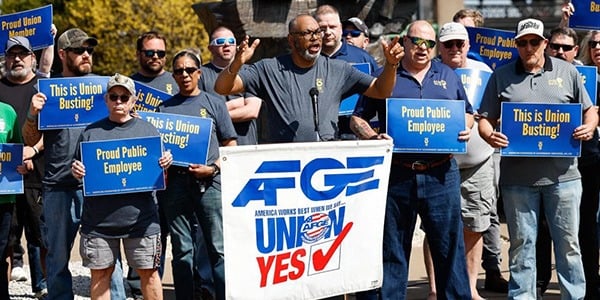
[0,5,53,54]
[386,98,467,153]
[38,77,109,129]
[133,81,173,112]
[0,143,23,195]
[465,26,518,70]
[339,63,371,116]
[500,102,582,157]
[569,1,600,30]
[455,68,492,111]
[137,111,212,166]
[576,65,597,105]
[80,136,165,196]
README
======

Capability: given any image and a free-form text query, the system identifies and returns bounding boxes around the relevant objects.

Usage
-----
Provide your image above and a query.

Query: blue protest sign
[0,143,24,195]
[38,76,109,129]
[339,63,371,116]
[137,111,212,166]
[0,5,53,54]
[500,102,582,157]
[455,68,492,111]
[80,136,165,196]
[576,66,597,105]
[569,1,600,30]
[386,98,466,153]
[465,26,518,70]
[133,81,173,112]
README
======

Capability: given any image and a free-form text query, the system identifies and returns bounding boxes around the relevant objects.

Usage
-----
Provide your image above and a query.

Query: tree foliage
[2,0,208,75]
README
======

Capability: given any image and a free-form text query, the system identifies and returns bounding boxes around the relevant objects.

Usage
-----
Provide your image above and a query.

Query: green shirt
[0,102,21,204]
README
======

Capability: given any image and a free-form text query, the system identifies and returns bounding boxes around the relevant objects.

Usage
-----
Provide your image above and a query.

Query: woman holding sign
[156,49,237,300]
[71,73,172,300]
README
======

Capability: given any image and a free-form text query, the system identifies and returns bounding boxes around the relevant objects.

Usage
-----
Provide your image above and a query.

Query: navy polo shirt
[327,40,378,72]
[354,60,472,161]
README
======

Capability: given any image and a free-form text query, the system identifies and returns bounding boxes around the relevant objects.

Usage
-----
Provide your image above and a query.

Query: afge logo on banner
[221,141,392,300]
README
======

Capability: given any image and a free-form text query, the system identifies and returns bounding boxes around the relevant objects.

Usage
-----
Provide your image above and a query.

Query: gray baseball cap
[107,73,136,96]
[57,28,98,49]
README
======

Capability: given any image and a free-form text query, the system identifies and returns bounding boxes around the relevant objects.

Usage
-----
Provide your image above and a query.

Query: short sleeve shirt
[239,54,373,142]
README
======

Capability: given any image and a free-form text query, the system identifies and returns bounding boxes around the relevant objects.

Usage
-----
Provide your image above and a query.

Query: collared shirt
[327,40,378,73]
[354,60,472,161]
[479,54,592,186]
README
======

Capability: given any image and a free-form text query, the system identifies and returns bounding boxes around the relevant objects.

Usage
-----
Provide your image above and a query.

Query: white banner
[221,140,393,300]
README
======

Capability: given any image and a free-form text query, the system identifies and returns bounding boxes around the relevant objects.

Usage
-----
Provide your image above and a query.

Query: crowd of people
[1,2,600,300]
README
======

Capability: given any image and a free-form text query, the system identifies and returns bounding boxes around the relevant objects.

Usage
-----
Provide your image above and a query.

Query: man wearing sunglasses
[420,21,493,300]
[200,26,262,146]
[22,28,126,300]
[0,34,55,299]
[129,30,178,300]
[131,31,178,96]
[479,18,596,299]
[214,13,402,143]
[539,26,600,299]
[342,17,370,50]
[351,20,473,300]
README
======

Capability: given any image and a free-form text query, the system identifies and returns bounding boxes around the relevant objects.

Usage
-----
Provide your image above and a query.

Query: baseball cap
[515,18,544,40]
[439,22,469,42]
[343,17,369,37]
[57,28,98,49]
[6,36,33,54]
[107,73,136,96]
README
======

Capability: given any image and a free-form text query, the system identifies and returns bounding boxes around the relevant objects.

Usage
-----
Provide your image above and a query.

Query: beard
[8,67,31,80]
[66,57,92,76]
[294,39,320,62]
[140,60,164,76]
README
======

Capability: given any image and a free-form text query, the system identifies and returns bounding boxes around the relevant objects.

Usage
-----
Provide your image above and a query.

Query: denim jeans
[357,159,471,300]
[502,181,585,300]
[0,203,14,298]
[43,186,125,300]
[158,173,225,300]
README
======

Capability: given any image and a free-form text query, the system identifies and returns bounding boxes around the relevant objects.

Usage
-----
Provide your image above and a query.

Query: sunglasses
[108,93,131,102]
[588,40,600,48]
[407,36,436,49]
[5,51,32,59]
[173,67,198,76]
[548,43,575,51]
[142,49,166,58]
[515,38,543,48]
[209,37,236,46]
[343,30,363,38]
[66,47,94,55]
[442,40,465,49]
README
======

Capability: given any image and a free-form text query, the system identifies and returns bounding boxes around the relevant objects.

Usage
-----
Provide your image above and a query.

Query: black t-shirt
[0,76,44,188]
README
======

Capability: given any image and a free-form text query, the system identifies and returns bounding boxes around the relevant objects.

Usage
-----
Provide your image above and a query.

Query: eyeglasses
[343,30,363,38]
[442,40,465,49]
[290,29,325,40]
[141,49,166,58]
[588,40,600,48]
[515,38,543,48]
[209,37,236,46]
[5,51,32,59]
[173,67,198,76]
[407,36,436,49]
[548,43,574,51]
[66,47,94,55]
[108,94,131,102]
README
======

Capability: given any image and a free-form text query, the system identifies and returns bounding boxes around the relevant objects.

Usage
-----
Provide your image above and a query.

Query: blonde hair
[579,30,600,66]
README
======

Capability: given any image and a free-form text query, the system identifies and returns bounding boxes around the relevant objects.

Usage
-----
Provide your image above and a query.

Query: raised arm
[214,36,260,96]
[362,36,404,99]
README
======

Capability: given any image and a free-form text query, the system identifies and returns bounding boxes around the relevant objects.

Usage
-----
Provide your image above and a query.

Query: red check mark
[312,222,353,271]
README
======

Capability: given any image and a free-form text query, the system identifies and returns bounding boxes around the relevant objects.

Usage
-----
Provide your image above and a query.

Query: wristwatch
[209,163,220,177]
